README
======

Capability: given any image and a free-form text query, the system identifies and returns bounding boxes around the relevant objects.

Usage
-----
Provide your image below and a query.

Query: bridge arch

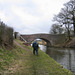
[39,38,51,47]
[20,34,66,46]
[20,35,51,46]
[31,38,51,47]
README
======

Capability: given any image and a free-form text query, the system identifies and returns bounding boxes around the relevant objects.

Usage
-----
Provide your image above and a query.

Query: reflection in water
[39,45,47,52]
[39,45,75,75]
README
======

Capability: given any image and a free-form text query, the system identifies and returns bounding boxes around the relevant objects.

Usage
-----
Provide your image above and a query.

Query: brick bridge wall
[20,34,66,46]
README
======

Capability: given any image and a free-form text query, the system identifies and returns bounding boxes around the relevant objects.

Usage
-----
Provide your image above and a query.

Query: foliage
[0,21,13,47]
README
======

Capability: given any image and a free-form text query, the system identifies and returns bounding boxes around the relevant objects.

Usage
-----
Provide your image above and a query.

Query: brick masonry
[20,34,66,46]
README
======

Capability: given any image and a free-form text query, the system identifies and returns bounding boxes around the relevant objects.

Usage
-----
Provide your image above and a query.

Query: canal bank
[11,40,74,74]
[39,45,75,75]
[13,40,74,75]
[0,40,73,75]
[53,37,75,48]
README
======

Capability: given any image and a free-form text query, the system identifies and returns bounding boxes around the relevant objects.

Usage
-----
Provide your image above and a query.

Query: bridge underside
[39,38,51,47]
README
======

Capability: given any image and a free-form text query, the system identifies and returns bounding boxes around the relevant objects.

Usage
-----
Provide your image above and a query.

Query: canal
[39,45,75,75]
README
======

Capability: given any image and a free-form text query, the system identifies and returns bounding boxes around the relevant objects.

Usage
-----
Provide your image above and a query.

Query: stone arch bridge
[20,34,66,46]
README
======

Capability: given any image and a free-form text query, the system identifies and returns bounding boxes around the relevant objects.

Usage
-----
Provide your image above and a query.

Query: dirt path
[14,40,30,51]
[14,40,41,75]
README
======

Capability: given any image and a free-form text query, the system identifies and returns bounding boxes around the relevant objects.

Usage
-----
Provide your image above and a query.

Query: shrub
[0,21,13,47]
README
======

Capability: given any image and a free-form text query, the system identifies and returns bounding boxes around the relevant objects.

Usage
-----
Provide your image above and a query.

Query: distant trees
[49,24,64,34]
[50,0,75,40]
[0,21,13,47]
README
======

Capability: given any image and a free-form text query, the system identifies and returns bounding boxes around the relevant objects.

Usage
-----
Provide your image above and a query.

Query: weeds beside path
[0,40,73,75]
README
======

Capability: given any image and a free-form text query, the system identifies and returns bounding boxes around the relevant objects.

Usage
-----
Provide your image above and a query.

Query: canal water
[39,45,75,75]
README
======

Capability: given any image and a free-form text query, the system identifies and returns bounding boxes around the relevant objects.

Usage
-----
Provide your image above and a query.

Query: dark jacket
[32,42,39,49]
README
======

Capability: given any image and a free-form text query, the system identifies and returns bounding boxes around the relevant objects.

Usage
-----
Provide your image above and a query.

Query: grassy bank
[53,37,75,48]
[0,40,73,75]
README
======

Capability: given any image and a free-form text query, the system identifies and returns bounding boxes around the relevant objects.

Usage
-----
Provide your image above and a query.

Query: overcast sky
[0,0,69,34]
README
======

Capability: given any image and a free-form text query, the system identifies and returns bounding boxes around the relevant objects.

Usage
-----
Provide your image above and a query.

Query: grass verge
[0,39,73,75]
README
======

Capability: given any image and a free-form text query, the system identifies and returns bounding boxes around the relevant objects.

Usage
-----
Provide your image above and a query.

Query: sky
[0,0,69,34]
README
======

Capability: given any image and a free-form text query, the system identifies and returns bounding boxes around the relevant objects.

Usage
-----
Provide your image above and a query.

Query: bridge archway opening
[39,38,51,47]
[32,38,51,47]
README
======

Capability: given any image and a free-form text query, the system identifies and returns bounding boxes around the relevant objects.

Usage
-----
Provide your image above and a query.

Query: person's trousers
[33,49,38,55]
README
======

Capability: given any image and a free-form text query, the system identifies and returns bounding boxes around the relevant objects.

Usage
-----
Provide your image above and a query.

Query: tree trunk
[74,19,75,36]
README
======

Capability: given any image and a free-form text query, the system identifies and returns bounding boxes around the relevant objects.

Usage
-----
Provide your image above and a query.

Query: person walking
[32,41,39,55]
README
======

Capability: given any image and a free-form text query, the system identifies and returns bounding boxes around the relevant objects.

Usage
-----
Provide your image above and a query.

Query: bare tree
[66,0,75,35]
[52,0,75,40]
[49,24,64,34]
